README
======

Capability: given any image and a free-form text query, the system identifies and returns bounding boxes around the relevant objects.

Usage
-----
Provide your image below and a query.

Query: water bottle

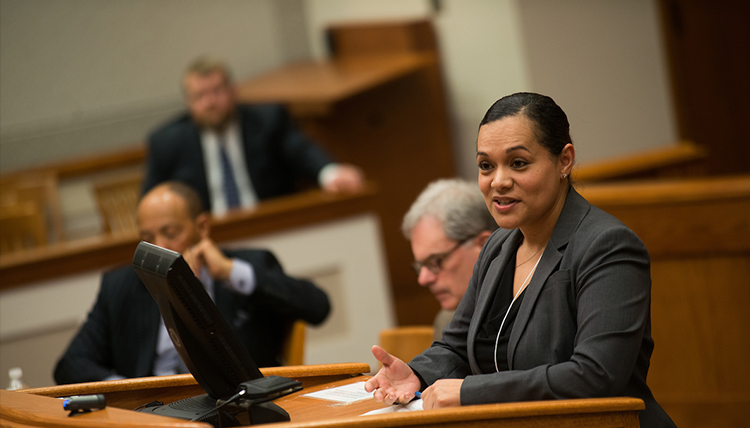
[7,367,28,390]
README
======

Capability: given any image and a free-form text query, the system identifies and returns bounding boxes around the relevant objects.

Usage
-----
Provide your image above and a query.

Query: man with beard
[142,56,364,215]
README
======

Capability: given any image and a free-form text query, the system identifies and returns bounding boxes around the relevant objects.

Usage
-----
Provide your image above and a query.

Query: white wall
[432,0,532,180]
[303,0,676,179]
[518,0,677,165]
[0,0,309,172]
[1,0,677,176]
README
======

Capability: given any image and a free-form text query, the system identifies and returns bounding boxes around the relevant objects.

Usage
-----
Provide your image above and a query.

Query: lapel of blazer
[212,280,233,321]
[237,107,262,188]
[186,123,211,202]
[506,187,590,369]
[467,229,523,374]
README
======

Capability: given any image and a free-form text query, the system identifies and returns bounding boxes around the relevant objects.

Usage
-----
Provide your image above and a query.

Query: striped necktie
[218,138,240,209]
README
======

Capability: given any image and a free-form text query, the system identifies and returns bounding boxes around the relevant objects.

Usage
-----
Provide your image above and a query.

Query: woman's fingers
[371,345,395,366]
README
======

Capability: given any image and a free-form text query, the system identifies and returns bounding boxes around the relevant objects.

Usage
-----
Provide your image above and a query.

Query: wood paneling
[237,20,456,326]
[574,140,708,182]
[578,175,750,428]
[0,185,378,291]
[1,146,145,181]
[658,0,750,175]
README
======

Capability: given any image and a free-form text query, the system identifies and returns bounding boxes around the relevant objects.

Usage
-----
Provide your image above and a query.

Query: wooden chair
[93,171,142,235]
[281,320,306,366]
[378,325,434,365]
[0,171,63,244]
[0,201,48,254]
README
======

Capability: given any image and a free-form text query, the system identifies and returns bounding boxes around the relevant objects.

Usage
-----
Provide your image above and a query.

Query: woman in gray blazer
[365,93,675,428]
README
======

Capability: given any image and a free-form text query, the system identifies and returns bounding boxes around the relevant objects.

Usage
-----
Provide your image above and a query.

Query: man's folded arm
[240,250,331,325]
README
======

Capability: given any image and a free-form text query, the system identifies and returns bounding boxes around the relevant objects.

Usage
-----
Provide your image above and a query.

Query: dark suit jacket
[54,249,330,385]
[142,104,333,210]
[408,188,675,428]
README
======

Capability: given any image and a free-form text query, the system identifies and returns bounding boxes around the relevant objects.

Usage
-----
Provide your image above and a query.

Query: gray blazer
[409,187,675,428]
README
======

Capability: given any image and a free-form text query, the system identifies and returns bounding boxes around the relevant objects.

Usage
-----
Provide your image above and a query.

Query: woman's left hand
[421,379,463,410]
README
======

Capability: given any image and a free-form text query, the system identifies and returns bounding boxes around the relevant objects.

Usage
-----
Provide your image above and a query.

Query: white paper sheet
[302,381,374,403]
[361,399,423,415]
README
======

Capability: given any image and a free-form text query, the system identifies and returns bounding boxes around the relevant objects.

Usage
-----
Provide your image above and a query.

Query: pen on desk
[414,391,421,399]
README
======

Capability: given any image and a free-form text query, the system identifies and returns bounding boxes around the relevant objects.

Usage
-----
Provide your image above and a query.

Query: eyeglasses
[411,237,472,275]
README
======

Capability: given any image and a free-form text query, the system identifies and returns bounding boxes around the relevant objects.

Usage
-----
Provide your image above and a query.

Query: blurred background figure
[142,56,364,215]
[401,179,497,339]
[54,182,330,384]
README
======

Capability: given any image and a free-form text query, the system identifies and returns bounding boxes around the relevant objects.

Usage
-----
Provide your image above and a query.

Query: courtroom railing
[0,184,378,290]
[574,140,708,182]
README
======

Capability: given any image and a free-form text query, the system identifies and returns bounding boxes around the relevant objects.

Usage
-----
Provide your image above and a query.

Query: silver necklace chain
[515,245,543,268]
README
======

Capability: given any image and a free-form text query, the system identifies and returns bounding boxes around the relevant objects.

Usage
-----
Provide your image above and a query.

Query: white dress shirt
[201,121,258,215]
[200,120,341,215]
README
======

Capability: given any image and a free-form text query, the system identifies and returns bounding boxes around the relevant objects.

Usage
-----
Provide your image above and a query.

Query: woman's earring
[562,173,568,179]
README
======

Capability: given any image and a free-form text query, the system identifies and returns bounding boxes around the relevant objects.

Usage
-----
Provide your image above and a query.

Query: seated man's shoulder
[237,103,290,126]
[148,112,196,143]
[100,265,143,293]
[226,247,276,264]
[237,103,284,116]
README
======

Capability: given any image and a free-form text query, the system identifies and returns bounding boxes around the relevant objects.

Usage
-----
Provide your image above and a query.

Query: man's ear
[475,230,493,247]
[195,213,211,239]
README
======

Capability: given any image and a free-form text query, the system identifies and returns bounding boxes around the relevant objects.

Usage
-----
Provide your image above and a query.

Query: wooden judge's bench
[1,363,645,428]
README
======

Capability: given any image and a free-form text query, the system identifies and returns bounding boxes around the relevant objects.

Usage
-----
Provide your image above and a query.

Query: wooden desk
[3,363,644,428]
[236,54,434,117]
[1,390,209,428]
[18,363,371,411]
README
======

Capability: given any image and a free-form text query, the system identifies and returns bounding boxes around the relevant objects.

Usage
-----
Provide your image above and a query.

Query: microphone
[63,394,106,414]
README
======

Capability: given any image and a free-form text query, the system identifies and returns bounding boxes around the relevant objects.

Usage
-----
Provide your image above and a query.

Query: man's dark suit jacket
[142,104,333,211]
[408,188,675,428]
[54,249,330,385]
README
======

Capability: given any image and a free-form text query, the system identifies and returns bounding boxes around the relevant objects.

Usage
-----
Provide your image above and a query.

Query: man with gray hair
[402,179,498,339]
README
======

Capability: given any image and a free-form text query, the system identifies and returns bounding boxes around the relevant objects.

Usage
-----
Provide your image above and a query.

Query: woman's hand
[421,379,463,409]
[364,345,421,405]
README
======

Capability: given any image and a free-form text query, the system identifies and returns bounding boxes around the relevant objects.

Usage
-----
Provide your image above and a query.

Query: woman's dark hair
[479,92,572,157]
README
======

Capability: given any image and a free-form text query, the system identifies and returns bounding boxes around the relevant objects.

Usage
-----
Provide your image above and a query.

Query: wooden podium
[2,363,643,427]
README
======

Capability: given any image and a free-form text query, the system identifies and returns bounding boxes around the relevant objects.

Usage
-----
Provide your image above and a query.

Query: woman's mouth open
[493,198,518,212]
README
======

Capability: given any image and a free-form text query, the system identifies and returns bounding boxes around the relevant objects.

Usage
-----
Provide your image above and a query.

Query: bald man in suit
[55,182,330,384]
